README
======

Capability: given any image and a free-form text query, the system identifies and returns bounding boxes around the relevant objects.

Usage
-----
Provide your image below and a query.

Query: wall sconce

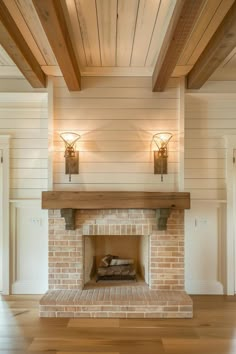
[153,132,172,181]
[60,132,80,182]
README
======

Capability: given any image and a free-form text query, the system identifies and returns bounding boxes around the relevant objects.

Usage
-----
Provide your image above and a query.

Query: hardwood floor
[1,294,236,353]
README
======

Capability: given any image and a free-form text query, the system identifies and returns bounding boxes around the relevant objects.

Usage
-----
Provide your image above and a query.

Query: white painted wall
[184,81,236,294]
[10,200,48,294]
[0,78,49,294]
[0,149,2,292]
[53,76,180,191]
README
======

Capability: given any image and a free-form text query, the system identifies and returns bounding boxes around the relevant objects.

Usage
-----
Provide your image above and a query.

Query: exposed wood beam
[33,0,81,91]
[152,0,205,92]
[0,0,46,88]
[42,191,190,210]
[187,1,236,89]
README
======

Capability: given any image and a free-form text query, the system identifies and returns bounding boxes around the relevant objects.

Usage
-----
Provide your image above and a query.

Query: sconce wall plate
[60,132,80,182]
[153,132,172,181]
[65,151,79,176]
[154,150,168,175]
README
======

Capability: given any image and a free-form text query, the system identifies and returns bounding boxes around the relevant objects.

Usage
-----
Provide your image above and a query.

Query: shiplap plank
[54,162,178,174]
[190,80,236,93]
[0,78,47,92]
[54,86,179,99]
[184,91,229,201]
[96,0,117,66]
[54,130,178,142]
[131,0,161,66]
[10,179,48,189]
[53,75,178,192]
[11,138,48,148]
[54,140,179,152]
[185,110,236,119]
[0,109,48,119]
[54,151,178,163]
[54,119,178,131]
[0,90,48,199]
[185,189,226,200]
[53,76,179,88]
[0,119,47,129]
[54,98,178,109]
[12,168,48,179]
[146,0,176,66]
[75,0,101,66]
[53,172,177,184]
[11,149,48,159]
[185,158,225,169]
[185,129,236,138]
[185,179,225,189]
[11,159,48,169]
[186,119,236,129]
[0,129,48,139]
[185,138,225,148]
[185,149,225,159]
[54,108,177,120]
[10,189,43,199]
[185,169,225,178]
[53,183,178,192]
[117,0,139,66]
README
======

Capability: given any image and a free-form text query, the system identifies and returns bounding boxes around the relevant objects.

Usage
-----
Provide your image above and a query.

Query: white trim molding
[0,135,10,294]
[225,135,236,295]
[10,199,48,294]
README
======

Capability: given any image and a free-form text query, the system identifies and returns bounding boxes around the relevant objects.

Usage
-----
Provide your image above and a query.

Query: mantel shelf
[42,191,190,210]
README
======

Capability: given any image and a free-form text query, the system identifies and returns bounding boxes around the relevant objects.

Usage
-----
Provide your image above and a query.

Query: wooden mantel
[42,191,190,210]
[42,191,190,230]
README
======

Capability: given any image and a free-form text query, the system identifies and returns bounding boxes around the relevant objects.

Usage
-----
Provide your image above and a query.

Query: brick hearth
[40,208,193,318]
[40,288,192,318]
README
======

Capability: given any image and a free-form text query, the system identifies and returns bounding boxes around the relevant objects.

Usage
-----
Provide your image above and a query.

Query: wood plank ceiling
[0,0,235,91]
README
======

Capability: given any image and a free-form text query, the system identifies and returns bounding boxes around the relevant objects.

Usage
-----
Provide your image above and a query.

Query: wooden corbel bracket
[60,208,76,230]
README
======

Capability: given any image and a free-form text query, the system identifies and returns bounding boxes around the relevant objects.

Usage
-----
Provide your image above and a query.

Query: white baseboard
[185,280,224,295]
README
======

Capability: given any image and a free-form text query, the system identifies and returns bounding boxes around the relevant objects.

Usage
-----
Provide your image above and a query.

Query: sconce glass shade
[60,132,80,157]
[153,132,173,151]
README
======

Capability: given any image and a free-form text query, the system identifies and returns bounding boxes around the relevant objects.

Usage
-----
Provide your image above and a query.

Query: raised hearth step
[40,288,193,318]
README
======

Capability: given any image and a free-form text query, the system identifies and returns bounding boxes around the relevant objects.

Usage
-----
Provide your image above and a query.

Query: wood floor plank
[1,295,236,354]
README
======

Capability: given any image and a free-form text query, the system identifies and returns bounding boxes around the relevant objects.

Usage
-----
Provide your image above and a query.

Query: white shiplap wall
[185,89,236,200]
[53,76,180,191]
[0,80,48,199]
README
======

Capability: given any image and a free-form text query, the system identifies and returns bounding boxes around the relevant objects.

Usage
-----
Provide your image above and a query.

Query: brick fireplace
[40,191,193,318]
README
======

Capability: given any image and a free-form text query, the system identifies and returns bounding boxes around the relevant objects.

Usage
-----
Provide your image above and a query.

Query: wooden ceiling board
[15,0,57,65]
[2,0,46,65]
[75,0,101,66]
[116,0,139,67]
[33,0,81,91]
[145,0,177,67]
[0,1,46,87]
[131,0,161,66]
[64,0,86,68]
[96,0,117,66]
[186,0,235,66]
